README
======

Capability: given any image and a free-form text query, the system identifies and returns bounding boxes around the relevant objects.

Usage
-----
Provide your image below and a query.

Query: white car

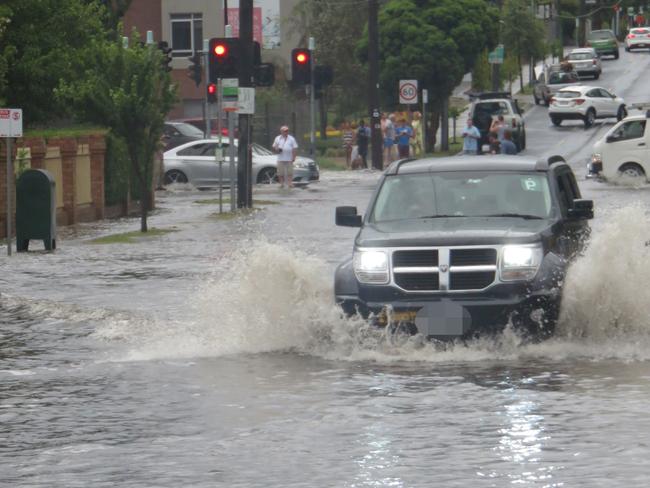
[625,27,650,51]
[565,48,602,79]
[589,113,650,181]
[163,139,319,188]
[548,85,627,128]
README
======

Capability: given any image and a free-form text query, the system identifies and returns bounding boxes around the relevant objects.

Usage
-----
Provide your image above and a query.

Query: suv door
[603,119,648,172]
[554,168,589,257]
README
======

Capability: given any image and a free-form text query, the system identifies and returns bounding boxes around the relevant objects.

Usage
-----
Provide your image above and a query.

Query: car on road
[548,85,626,128]
[565,48,602,79]
[625,27,650,51]
[589,112,649,181]
[334,155,593,341]
[163,139,319,188]
[586,29,619,59]
[467,92,526,152]
[163,121,204,151]
[533,64,580,105]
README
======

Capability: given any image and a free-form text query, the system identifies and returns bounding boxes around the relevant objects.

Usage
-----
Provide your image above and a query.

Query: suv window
[371,172,552,222]
[609,120,647,142]
[549,71,577,84]
[589,30,614,40]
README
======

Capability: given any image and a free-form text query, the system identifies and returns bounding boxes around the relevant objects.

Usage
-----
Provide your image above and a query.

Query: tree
[58,33,177,232]
[0,0,111,125]
[359,0,499,150]
[501,0,547,92]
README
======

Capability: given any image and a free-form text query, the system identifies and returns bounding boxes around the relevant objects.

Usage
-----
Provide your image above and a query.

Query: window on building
[170,13,203,57]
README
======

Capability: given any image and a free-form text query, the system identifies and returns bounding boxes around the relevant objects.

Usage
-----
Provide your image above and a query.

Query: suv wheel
[550,116,562,127]
[594,72,600,80]
[614,50,620,59]
[534,94,540,105]
[618,163,645,179]
[617,105,627,121]
[164,169,188,185]
[584,109,596,128]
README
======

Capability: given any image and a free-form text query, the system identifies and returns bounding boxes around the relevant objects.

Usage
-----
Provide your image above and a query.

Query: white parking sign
[0,108,23,137]
[399,80,418,105]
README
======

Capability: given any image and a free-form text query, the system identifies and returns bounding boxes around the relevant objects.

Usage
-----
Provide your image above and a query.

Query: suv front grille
[391,247,498,292]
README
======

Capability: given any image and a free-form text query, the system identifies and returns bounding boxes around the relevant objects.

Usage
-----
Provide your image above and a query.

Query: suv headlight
[500,245,543,281]
[353,249,389,284]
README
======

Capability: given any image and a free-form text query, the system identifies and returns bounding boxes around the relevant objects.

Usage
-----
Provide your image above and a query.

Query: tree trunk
[518,55,524,93]
[140,179,149,233]
[440,97,449,152]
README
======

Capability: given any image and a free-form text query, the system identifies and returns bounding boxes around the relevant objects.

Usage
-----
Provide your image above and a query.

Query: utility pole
[368,0,382,170]
[309,37,316,156]
[238,0,254,209]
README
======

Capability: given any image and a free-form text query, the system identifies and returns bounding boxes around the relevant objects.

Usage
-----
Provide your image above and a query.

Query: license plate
[376,309,418,326]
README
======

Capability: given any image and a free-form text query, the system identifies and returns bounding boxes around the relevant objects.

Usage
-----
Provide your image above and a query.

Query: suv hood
[356,217,550,247]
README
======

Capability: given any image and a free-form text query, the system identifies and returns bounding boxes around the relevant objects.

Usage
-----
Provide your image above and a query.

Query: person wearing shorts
[272,125,298,189]
[382,113,396,167]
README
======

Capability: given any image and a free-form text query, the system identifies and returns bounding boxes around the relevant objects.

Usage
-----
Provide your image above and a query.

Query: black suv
[334,155,593,340]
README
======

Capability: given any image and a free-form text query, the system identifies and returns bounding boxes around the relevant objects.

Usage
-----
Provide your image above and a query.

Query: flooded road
[3,168,650,486]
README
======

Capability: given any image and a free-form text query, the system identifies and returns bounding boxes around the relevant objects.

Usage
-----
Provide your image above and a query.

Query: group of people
[340,112,425,170]
[461,115,517,156]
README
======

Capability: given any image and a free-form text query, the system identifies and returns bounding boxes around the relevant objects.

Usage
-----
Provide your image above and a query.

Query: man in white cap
[272,125,298,189]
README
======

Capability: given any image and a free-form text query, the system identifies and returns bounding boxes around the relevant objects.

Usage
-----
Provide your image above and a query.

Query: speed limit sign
[399,80,418,104]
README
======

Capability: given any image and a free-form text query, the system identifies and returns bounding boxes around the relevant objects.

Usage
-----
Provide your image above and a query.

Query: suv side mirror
[336,206,362,227]
[568,199,594,220]
[606,135,617,143]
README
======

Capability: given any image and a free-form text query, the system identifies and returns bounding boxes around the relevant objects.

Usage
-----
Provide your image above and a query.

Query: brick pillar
[22,137,47,170]
[89,134,106,220]
[49,137,78,225]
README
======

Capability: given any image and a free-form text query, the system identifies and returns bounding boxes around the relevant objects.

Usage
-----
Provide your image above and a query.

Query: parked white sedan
[163,139,319,188]
[548,85,627,128]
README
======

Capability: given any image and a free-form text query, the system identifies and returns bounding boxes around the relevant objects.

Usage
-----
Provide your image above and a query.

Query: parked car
[163,139,319,188]
[467,91,526,152]
[334,155,593,340]
[548,85,626,128]
[533,64,580,105]
[163,121,204,151]
[589,112,649,180]
[172,118,235,138]
[586,29,619,59]
[565,48,602,79]
[625,27,650,51]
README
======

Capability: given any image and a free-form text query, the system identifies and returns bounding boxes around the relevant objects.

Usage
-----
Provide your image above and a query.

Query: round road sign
[399,81,418,104]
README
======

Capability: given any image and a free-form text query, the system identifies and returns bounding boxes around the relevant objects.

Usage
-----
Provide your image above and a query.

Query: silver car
[566,48,602,80]
[163,139,319,188]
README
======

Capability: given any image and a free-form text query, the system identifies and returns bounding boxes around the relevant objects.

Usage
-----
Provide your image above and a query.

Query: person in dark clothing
[500,130,518,155]
[356,120,370,168]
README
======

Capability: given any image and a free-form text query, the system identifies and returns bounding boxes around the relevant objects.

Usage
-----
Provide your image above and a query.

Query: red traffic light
[213,43,228,57]
[295,51,309,64]
[207,83,217,95]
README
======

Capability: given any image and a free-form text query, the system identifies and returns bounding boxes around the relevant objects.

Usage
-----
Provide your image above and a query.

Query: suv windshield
[173,123,205,138]
[549,71,577,84]
[588,30,614,40]
[371,172,553,222]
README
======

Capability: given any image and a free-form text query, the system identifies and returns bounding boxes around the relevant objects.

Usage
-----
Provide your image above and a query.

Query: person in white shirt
[272,125,298,189]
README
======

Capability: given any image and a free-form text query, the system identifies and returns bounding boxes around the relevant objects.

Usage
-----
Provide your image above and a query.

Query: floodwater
[3,171,650,487]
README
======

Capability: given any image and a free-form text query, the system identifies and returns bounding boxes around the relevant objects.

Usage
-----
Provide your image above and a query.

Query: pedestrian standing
[272,125,298,189]
[382,113,396,167]
[395,118,413,158]
[461,118,481,155]
[356,120,370,169]
[341,121,354,169]
[489,114,507,142]
[499,130,518,155]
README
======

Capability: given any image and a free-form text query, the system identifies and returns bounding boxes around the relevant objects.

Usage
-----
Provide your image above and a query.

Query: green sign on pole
[488,44,504,64]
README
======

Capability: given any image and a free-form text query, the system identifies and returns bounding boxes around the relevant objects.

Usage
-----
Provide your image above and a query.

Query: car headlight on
[293,160,309,169]
[591,153,602,164]
[500,245,543,281]
[353,249,389,284]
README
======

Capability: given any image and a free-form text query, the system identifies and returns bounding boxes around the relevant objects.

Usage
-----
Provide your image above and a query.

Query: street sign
[488,45,504,64]
[422,89,428,104]
[237,87,255,114]
[628,6,635,16]
[222,78,239,112]
[399,80,418,104]
[0,108,23,138]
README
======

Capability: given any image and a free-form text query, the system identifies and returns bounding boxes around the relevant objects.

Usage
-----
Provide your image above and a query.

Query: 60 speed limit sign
[399,80,418,105]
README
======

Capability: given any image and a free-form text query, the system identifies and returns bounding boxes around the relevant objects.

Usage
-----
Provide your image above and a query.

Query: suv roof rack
[467,91,512,101]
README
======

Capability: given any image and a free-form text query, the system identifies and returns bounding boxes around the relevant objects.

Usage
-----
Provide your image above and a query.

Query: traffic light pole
[309,37,316,156]
[238,0,254,209]
[368,0,383,170]
[203,39,211,138]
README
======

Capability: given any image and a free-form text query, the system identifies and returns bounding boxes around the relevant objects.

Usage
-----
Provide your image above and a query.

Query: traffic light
[254,63,275,87]
[291,48,311,84]
[209,38,240,81]
[187,52,202,86]
[207,83,217,103]
[314,65,334,98]
[158,41,173,72]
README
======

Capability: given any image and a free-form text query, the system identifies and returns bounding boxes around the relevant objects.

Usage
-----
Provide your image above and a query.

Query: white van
[588,113,649,180]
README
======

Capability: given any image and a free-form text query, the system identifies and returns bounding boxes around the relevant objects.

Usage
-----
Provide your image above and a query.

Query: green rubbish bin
[16,169,57,252]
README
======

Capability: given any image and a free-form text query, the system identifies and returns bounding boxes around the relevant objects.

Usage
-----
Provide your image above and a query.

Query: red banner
[226,8,263,45]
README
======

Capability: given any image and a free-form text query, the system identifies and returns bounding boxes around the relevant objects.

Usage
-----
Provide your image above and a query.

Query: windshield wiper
[482,213,544,220]
[419,214,466,219]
